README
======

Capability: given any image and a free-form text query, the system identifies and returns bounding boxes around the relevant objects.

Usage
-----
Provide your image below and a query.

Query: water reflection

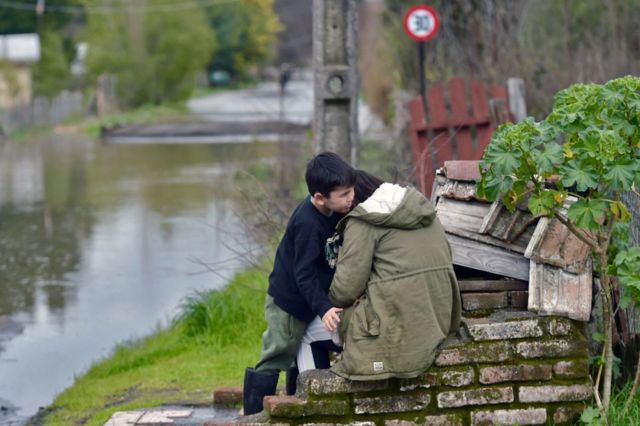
[0,135,292,422]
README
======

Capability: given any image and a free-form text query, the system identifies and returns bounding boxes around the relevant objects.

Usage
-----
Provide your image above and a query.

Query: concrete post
[313,0,359,165]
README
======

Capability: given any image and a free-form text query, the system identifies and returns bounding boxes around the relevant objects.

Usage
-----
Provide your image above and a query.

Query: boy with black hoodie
[242,152,356,415]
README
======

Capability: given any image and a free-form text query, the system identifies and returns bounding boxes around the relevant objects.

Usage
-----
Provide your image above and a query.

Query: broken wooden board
[479,201,538,244]
[437,198,532,254]
[446,234,530,281]
[528,259,592,322]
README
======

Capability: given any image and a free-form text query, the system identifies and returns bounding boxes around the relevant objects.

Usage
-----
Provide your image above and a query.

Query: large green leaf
[567,199,607,229]
[560,162,600,191]
[527,191,556,216]
[482,144,521,176]
[532,142,563,174]
[603,161,637,190]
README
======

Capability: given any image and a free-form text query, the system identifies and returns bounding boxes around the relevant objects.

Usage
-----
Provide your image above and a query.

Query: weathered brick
[509,291,529,309]
[436,341,513,366]
[553,405,585,424]
[479,364,552,384]
[213,387,243,407]
[518,384,593,403]
[547,318,573,336]
[553,360,589,378]
[298,369,388,397]
[463,318,543,341]
[462,292,508,311]
[400,366,475,390]
[264,395,349,418]
[471,408,547,425]
[354,392,431,414]
[263,395,303,417]
[385,415,464,426]
[437,386,513,408]
[516,339,588,358]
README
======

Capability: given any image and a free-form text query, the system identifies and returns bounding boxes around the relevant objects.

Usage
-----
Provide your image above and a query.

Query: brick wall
[222,310,591,426]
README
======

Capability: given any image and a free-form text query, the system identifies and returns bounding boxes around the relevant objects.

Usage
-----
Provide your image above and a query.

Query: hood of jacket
[338,183,435,232]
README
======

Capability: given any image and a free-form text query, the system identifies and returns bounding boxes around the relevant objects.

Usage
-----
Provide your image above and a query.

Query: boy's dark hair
[353,170,384,206]
[305,152,356,197]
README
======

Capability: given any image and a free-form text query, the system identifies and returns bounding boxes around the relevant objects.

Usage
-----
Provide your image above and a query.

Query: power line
[0,0,240,15]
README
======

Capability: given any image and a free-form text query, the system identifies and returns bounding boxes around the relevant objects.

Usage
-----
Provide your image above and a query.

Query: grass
[604,382,640,425]
[41,267,269,425]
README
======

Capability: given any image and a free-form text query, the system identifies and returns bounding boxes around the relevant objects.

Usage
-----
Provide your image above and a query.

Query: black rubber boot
[310,339,343,368]
[285,365,299,395]
[242,367,279,416]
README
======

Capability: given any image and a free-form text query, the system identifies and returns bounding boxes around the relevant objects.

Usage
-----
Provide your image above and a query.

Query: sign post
[403,5,440,116]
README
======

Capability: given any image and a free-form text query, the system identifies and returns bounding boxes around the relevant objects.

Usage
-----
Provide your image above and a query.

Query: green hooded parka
[329,183,461,380]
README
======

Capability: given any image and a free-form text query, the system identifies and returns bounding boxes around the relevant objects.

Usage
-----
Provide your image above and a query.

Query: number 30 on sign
[403,5,440,42]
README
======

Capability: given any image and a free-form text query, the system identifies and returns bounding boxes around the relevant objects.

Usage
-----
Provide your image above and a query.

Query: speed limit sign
[403,5,440,42]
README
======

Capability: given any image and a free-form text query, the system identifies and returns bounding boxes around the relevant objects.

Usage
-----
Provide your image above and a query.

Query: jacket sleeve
[329,219,376,307]
[292,224,334,319]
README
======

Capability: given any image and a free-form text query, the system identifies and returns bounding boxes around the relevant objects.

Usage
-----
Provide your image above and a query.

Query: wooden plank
[491,84,508,102]
[449,77,470,122]
[479,201,502,234]
[432,129,454,168]
[408,96,429,195]
[470,80,490,120]
[528,260,592,321]
[475,123,495,158]
[507,77,527,123]
[438,211,484,234]
[427,84,448,123]
[436,197,490,218]
[448,78,475,162]
[424,116,490,130]
[446,233,530,281]
[444,227,529,254]
[458,279,528,293]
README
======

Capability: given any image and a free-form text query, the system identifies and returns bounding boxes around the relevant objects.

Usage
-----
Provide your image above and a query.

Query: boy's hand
[322,307,343,332]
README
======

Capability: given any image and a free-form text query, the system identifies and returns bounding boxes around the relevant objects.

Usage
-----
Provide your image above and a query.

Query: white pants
[297,316,343,373]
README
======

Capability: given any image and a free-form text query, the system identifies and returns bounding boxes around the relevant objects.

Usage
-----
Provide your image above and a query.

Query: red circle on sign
[403,5,440,42]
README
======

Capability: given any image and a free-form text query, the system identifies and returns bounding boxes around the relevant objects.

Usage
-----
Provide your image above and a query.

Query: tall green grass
[178,269,267,346]
[606,382,640,425]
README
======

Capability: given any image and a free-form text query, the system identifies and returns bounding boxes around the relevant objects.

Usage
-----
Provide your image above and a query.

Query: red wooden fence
[408,76,510,196]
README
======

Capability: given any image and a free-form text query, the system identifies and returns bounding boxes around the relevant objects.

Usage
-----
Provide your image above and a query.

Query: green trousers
[255,295,307,374]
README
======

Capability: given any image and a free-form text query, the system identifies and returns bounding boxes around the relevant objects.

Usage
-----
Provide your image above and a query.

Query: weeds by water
[41,268,268,425]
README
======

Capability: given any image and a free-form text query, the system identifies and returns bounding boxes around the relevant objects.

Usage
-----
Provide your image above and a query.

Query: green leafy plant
[478,75,640,417]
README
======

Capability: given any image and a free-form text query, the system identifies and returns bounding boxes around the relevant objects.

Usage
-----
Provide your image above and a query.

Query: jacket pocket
[352,295,380,339]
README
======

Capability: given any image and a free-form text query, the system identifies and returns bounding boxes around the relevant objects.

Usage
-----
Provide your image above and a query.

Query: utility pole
[312,0,359,165]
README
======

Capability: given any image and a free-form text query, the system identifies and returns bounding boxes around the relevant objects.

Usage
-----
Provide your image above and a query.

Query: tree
[32,30,70,97]
[372,0,640,118]
[203,0,281,80]
[82,0,215,107]
[478,75,640,419]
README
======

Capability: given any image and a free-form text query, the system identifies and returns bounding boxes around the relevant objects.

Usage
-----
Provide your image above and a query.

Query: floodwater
[0,135,290,424]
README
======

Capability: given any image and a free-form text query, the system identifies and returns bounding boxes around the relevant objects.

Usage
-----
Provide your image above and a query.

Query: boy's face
[313,185,354,215]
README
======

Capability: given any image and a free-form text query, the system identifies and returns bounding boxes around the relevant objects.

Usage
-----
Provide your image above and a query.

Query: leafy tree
[82,0,215,107]
[478,76,640,419]
[32,30,70,97]
[203,0,281,79]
